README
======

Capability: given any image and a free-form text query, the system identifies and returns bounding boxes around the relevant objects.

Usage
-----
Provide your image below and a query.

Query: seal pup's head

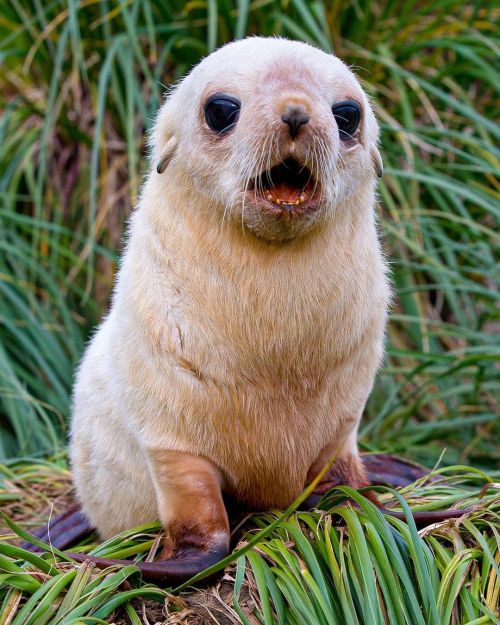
[152,37,383,242]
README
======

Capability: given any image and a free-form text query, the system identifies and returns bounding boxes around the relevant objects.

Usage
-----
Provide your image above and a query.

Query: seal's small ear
[371,146,384,178]
[156,136,178,174]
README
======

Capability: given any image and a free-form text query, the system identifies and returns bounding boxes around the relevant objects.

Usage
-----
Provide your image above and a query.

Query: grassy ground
[1,457,499,624]
[0,0,499,623]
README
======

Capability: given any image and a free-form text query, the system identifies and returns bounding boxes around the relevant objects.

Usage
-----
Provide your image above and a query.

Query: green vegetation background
[0,3,499,623]
[0,0,498,467]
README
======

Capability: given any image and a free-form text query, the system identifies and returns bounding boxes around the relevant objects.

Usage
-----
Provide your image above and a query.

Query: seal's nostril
[281,106,310,139]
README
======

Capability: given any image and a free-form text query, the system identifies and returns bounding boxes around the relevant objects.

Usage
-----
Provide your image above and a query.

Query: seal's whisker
[254,131,273,199]
[221,132,265,231]
[264,128,278,190]
[317,136,332,200]
[309,134,321,202]
[239,132,270,233]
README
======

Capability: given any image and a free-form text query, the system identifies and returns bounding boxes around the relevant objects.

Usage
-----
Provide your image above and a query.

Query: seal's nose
[281,105,310,138]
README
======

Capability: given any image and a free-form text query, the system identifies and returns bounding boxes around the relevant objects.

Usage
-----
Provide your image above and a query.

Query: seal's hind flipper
[22,506,93,552]
[362,453,431,487]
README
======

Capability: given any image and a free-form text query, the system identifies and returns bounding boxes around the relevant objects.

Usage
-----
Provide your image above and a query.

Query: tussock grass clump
[0,459,499,624]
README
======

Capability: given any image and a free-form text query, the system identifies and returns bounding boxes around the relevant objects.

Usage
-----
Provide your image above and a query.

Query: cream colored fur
[70,37,390,539]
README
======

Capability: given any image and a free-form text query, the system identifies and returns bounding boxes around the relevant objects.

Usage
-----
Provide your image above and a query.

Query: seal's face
[154,38,382,242]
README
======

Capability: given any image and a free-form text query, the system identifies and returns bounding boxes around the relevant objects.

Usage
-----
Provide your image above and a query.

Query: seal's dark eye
[332,101,361,141]
[204,95,240,134]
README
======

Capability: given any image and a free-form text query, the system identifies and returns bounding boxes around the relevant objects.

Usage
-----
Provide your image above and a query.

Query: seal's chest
[194,377,332,506]
[222,424,313,509]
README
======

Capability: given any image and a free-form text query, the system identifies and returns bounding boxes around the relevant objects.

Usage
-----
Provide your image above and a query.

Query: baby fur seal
[70,36,390,579]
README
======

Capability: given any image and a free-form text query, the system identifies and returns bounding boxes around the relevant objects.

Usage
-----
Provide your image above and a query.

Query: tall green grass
[0,0,498,468]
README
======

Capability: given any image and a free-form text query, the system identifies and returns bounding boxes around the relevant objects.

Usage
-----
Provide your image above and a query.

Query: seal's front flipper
[127,448,230,584]
[302,451,431,510]
[67,534,228,584]
[302,451,372,509]
[23,451,230,586]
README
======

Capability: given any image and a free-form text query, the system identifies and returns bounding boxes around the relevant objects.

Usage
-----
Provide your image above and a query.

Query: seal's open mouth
[248,158,319,212]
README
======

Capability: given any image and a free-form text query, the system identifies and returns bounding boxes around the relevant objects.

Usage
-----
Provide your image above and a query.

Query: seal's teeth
[264,192,310,207]
[267,197,307,206]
